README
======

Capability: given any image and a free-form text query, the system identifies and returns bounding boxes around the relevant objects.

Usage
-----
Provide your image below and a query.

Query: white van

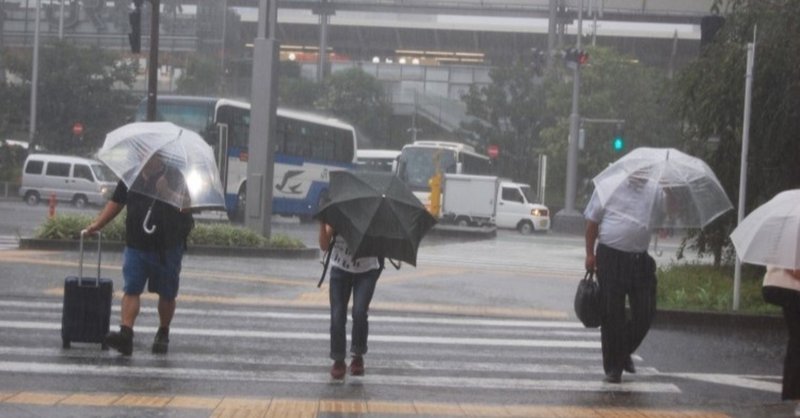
[19,154,117,208]
[495,181,550,234]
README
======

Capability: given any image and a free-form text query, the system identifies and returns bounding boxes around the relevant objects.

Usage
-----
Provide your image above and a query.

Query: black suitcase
[61,232,113,350]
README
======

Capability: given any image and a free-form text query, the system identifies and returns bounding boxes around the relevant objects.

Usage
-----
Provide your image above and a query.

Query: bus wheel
[233,187,246,223]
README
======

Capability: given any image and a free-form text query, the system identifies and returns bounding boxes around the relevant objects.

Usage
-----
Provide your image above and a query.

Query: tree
[459,59,549,187]
[314,68,392,148]
[277,61,321,109]
[3,41,138,154]
[673,0,800,266]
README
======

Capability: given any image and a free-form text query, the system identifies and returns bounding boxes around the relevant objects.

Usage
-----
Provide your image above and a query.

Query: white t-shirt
[329,235,380,273]
[584,190,652,253]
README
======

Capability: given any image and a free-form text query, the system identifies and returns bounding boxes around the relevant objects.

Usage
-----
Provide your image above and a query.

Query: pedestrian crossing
[0,297,674,395]
[0,235,17,251]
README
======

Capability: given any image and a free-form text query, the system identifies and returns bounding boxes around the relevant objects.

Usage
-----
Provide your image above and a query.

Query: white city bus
[135,96,358,221]
[396,140,493,207]
[355,149,401,173]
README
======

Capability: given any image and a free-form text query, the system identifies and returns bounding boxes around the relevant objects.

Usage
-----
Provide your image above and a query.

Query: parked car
[19,154,117,208]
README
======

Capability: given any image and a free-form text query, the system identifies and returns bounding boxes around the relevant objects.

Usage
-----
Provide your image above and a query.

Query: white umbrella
[98,122,225,211]
[592,147,733,229]
[730,189,800,270]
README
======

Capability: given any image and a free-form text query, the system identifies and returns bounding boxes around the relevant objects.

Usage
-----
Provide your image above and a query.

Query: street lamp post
[245,0,279,237]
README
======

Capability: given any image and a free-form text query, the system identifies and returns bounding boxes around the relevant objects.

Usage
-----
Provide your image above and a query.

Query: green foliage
[460,60,549,187]
[657,263,779,314]
[315,68,393,148]
[673,1,800,266]
[34,214,304,249]
[3,41,138,155]
[278,61,322,109]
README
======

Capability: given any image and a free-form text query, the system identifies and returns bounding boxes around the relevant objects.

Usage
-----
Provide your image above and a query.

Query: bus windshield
[398,147,457,191]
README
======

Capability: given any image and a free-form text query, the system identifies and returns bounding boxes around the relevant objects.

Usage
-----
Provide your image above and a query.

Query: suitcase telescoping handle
[78,230,102,287]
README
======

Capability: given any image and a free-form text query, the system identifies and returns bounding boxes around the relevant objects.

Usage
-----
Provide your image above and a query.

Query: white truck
[495,181,550,233]
[439,174,499,227]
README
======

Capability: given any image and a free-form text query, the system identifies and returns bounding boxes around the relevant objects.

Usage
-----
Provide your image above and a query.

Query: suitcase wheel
[62,338,71,349]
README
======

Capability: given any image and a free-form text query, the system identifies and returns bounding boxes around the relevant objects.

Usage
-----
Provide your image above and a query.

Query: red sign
[487,145,499,159]
[72,122,84,137]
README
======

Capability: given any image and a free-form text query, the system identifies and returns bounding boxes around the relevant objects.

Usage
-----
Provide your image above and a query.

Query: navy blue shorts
[122,246,184,300]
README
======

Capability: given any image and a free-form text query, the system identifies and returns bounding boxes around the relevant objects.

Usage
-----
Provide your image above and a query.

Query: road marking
[0,361,678,393]
[0,346,635,376]
[0,235,18,251]
[0,300,583,329]
[0,391,731,417]
[0,320,600,348]
[666,373,781,394]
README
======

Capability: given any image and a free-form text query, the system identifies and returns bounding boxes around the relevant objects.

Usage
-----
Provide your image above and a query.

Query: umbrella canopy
[730,189,800,270]
[98,122,225,210]
[315,171,437,266]
[592,147,732,229]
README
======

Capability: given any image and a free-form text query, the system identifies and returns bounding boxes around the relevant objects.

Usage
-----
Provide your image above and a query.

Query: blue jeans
[329,266,380,361]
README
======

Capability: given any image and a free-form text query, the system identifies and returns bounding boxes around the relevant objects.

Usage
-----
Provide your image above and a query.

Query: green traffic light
[613,137,624,151]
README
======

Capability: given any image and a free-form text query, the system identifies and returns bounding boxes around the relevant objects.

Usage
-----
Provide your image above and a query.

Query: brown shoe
[350,356,364,376]
[330,360,346,380]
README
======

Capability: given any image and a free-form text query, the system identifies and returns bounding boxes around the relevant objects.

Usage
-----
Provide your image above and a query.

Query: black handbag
[574,270,602,328]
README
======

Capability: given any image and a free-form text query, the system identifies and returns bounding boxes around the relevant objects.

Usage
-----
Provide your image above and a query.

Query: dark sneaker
[105,327,133,356]
[349,356,364,376]
[623,356,636,374]
[603,372,622,384]
[152,327,169,354]
[330,360,346,380]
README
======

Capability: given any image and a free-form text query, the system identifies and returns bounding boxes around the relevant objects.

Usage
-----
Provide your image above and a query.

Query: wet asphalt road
[0,199,793,418]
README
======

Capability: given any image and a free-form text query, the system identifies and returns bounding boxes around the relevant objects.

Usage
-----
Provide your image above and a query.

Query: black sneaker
[105,327,133,356]
[624,356,636,374]
[152,327,169,354]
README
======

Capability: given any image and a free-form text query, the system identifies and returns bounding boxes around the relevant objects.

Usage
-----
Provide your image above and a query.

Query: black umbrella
[315,171,437,266]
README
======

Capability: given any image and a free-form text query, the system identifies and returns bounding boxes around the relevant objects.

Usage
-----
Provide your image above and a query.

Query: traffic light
[128,1,143,53]
[564,48,588,70]
[612,124,624,152]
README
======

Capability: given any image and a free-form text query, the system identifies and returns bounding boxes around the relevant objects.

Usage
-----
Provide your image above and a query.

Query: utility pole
[553,0,584,233]
[313,0,333,83]
[245,0,279,237]
[28,0,41,150]
[146,0,161,122]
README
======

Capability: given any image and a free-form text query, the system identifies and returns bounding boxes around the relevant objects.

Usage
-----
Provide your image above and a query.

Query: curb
[654,308,783,330]
[17,238,319,259]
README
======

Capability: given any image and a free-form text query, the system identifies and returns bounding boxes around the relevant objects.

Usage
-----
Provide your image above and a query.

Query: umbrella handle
[143,206,157,234]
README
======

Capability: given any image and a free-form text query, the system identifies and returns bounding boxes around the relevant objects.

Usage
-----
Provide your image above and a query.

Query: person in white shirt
[584,186,657,384]
[318,222,382,380]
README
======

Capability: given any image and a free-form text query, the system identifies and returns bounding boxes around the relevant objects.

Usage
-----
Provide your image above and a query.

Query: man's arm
[318,222,334,251]
[585,220,599,272]
[85,201,124,235]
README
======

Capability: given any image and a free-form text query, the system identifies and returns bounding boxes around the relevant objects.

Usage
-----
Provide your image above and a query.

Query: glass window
[217,105,250,148]
[25,160,44,175]
[92,164,117,182]
[46,162,71,177]
[73,164,94,182]
[502,187,524,203]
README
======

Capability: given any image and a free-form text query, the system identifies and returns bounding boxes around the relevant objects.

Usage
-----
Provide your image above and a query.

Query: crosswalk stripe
[0,320,601,349]
[0,361,680,393]
[0,235,17,250]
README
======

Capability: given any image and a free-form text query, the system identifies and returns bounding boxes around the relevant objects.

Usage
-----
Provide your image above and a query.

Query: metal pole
[317,11,329,83]
[220,0,228,95]
[58,0,64,39]
[28,0,41,148]
[733,31,756,311]
[146,0,160,121]
[546,0,556,68]
[564,0,583,213]
[245,0,279,237]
